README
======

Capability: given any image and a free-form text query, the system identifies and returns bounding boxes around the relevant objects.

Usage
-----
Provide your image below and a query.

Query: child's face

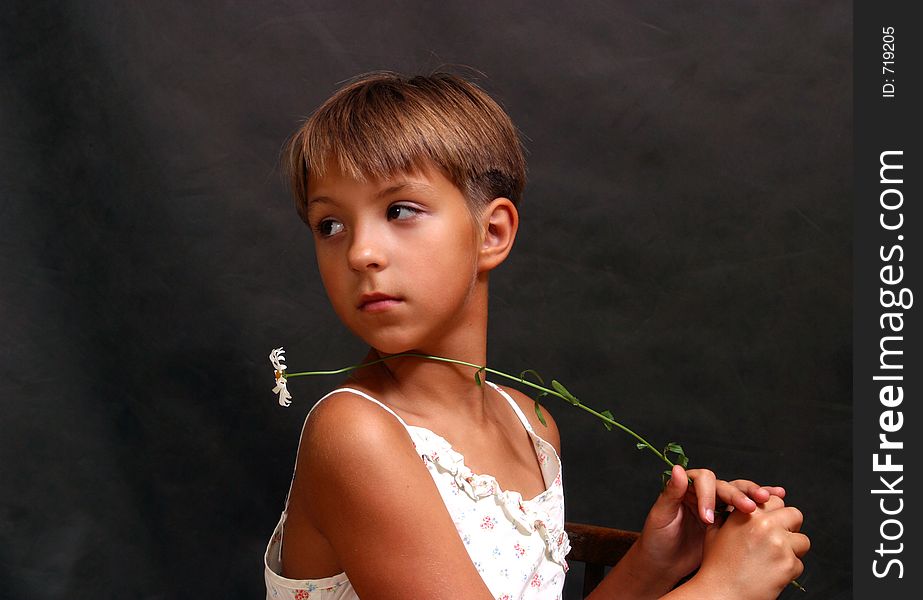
[306,163,484,354]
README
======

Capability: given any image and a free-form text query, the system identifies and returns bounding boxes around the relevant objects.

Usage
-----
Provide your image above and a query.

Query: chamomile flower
[273,375,292,407]
[270,347,288,372]
[270,347,292,407]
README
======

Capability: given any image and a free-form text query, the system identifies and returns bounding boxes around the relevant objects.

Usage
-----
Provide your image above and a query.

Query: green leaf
[473,366,487,387]
[636,442,650,450]
[661,469,674,488]
[662,442,689,468]
[551,379,580,405]
[600,410,614,431]
[519,369,545,385]
[534,402,548,426]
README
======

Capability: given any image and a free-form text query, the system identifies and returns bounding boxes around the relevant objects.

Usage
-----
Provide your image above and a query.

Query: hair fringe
[283,71,527,224]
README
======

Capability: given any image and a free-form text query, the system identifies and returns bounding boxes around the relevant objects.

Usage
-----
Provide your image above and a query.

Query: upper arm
[288,393,494,600]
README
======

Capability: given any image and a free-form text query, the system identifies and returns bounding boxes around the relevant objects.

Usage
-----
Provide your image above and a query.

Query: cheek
[428,217,480,260]
[315,253,348,306]
[415,231,479,291]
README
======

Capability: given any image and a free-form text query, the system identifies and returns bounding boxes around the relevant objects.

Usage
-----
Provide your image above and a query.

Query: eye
[314,218,344,237]
[387,204,421,221]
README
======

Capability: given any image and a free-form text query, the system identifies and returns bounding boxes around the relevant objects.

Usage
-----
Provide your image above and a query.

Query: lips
[357,292,403,313]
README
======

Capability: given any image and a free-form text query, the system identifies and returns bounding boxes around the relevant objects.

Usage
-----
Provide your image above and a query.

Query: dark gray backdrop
[1,2,851,598]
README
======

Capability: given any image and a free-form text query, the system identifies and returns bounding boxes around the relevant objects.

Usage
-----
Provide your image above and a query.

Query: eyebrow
[308,181,437,207]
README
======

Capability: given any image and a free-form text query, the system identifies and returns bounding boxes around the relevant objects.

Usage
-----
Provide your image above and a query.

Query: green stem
[285,351,673,468]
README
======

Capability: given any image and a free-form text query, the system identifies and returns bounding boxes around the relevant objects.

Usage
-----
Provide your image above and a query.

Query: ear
[477,197,519,273]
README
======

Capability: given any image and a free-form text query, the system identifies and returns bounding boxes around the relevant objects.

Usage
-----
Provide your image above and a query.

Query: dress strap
[485,380,534,433]
[310,387,411,427]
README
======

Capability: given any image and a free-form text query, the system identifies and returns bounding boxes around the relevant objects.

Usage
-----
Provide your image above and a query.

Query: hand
[633,465,786,585]
[694,493,810,599]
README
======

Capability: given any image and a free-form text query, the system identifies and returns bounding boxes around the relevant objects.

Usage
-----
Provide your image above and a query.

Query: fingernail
[706,508,715,523]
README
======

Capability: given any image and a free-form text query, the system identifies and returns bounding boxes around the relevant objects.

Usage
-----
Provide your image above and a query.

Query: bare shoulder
[495,384,562,455]
[294,389,417,485]
[301,389,406,446]
[286,389,494,598]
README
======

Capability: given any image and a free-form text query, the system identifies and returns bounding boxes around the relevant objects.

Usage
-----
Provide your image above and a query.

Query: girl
[264,71,809,600]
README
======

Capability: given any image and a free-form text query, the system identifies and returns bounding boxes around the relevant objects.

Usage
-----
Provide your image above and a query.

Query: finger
[717,480,758,514]
[726,479,786,501]
[758,494,787,511]
[653,465,689,507]
[790,531,811,558]
[687,468,717,524]
[647,465,690,528]
[663,464,689,502]
[729,479,772,504]
[789,557,806,581]
[761,485,786,499]
[779,506,804,531]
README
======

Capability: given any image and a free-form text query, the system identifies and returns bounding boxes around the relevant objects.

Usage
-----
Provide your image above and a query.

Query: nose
[347,226,388,272]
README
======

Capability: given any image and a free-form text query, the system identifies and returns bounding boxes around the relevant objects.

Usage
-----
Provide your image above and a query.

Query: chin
[369,343,416,357]
[353,330,422,357]
[350,319,460,358]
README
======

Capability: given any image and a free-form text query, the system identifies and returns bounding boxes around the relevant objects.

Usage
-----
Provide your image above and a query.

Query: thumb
[649,465,689,523]
[661,464,688,503]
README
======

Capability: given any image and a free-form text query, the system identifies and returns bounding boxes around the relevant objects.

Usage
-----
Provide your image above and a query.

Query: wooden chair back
[564,521,640,598]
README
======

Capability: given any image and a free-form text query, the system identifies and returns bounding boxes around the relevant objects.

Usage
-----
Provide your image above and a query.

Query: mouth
[357,292,403,313]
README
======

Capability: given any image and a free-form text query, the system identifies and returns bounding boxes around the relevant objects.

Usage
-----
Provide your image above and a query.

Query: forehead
[307,164,462,206]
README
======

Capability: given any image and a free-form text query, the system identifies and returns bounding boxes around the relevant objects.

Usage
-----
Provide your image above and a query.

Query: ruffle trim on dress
[410,426,571,571]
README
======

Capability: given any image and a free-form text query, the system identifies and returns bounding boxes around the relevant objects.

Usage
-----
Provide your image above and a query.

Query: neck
[353,279,492,421]
[374,349,489,415]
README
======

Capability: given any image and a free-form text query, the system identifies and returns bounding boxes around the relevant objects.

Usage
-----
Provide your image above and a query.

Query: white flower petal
[273,377,292,407]
[269,347,287,372]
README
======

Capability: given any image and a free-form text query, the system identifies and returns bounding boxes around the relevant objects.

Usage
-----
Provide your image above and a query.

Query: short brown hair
[283,71,527,223]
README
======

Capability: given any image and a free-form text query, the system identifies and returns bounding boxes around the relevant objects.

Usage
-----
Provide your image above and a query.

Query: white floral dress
[264,381,570,600]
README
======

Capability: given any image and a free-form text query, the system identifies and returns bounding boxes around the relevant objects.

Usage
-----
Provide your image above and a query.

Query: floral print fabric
[264,382,569,599]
